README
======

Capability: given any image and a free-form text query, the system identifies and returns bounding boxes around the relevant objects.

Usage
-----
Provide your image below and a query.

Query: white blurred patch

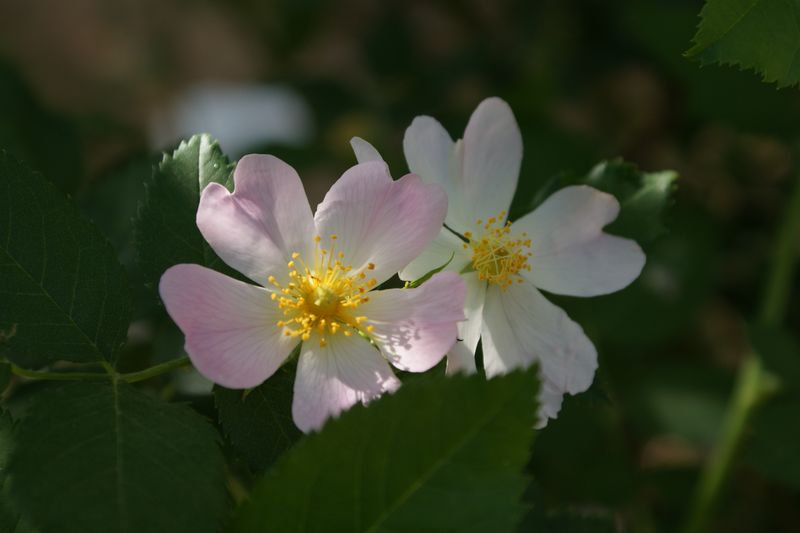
[173,366,215,396]
[150,83,313,157]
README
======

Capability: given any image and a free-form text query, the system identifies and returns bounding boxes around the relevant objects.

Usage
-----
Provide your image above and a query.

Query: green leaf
[584,160,678,245]
[749,324,800,390]
[233,369,539,533]
[0,151,131,368]
[136,134,235,288]
[215,357,302,473]
[687,0,800,88]
[404,252,455,288]
[745,393,800,489]
[528,159,677,246]
[7,381,228,533]
[0,409,20,532]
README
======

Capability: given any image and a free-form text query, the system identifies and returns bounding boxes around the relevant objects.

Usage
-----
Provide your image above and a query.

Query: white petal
[314,162,447,284]
[403,115,471,229]
[159,264,296,389]
[481,282,597,395]
[350,136,384,163]
[513,185,645,296]
[461,97,522,223]
[399,227,471,282]
[459,272,487,355]
[536,381,565,428]
[292,334,400,433]
[445,341,478,376]
[360,272,465,372]
[197,154,315,285]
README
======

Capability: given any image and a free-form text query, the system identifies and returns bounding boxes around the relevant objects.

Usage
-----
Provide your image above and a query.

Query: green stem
[10,364,110,381]
[121,356,191,383]
[10,356,191,384]
[682,170,800,533]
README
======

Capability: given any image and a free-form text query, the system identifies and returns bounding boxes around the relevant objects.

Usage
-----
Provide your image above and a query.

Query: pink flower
[159,155,465,432]
[353,97,646,426]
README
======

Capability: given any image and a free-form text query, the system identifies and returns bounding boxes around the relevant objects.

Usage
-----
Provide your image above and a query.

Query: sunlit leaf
[687,0,800,87]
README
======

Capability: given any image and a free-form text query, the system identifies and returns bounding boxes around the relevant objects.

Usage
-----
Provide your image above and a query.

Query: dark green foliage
[7,381,228,533]
[0,62,82,194]
[0,362,10,394]
[135,134,236,289]
[215,357,302,473]
[749,325,800,390]
[688,0,800,87]
[0,152,131,368]
[234,369,539,533]
[746,394,800,490]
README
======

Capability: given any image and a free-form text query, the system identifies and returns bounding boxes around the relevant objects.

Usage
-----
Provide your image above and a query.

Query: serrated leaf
[0,151,131,368]
[215,357,302,473]
[7,381,228,533]
[687,0,800,88]
[233,369,539,533]
[135,134,235,288]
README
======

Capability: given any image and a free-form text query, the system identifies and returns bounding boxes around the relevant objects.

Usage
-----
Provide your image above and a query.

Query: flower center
[463,211,531,290]
[268,235,377,347]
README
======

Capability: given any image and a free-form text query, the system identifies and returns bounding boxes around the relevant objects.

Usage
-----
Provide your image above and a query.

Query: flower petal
[445,341,478,376]
[360,272,465,373]
[292,334,400,432]
[197,154,315,286]
[458,272,487,355]
[399,227,471,282]
[159,264,296,389]
[461,97,522,223]
[536,381,565,428]
[350,136,384,163]
[480,282,597,396]
[314,162,447,284]
[403,116,469,229]
[513,185,645,296]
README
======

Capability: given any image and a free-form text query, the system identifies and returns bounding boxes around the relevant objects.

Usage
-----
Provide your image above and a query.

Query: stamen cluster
[463,211,532,290]
[269,235,377,346]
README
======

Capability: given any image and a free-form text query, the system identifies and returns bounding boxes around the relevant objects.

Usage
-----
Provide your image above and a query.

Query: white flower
[159,155,465,432]
[351,97,645,425]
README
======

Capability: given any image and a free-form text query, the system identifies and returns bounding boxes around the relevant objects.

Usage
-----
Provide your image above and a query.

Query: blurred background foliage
[1,0,799,531]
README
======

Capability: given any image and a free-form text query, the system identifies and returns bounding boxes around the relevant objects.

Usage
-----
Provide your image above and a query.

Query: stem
[682,171,800,533]
[10,356,191,384]
[10,364,110,381]
[121,356,191,383]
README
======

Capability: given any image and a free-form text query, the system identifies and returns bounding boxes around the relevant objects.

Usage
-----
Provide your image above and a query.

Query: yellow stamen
[466,211,532,290]
[270,235,377,346]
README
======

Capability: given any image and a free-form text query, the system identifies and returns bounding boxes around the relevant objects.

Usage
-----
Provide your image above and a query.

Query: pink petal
[350,136,384,163]
[399,227,471,282]
[461,97,522,224]
[360,272,465,373]
[313,162,448,284]
[513,185,645,296]
[481,282,597,396]
[292,335,400,432]
[197,154,315,286]
[445,341,478,376]
[159,264,297,389]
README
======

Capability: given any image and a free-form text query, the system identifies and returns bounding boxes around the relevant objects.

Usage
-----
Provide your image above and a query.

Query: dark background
[1,1,798,531]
